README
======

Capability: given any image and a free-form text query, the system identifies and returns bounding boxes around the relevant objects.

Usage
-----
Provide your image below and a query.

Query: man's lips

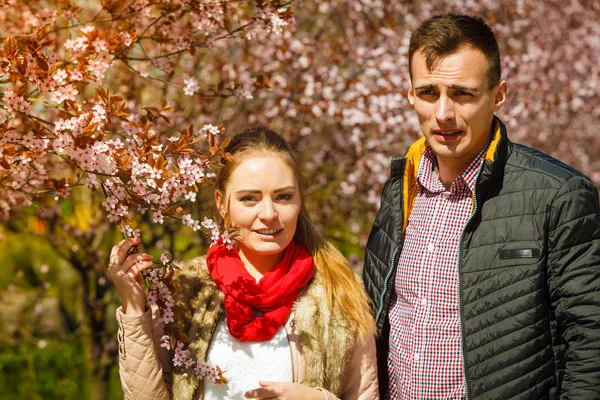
[433,129,463,142]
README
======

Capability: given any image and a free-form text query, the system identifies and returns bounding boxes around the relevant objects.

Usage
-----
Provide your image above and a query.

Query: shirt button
[427,243,435,253]
[414,353,420,361]
[421,297,427,306]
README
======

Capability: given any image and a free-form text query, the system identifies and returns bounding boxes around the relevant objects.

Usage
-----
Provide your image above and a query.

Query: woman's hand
[244,381,325,399]
[108,237,154,316]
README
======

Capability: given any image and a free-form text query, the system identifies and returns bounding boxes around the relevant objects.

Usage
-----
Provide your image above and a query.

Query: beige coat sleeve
[116,305,173,400]
[318,334,380,400]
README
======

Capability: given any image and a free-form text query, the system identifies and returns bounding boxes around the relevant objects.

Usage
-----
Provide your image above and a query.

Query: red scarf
[206,240,315,342]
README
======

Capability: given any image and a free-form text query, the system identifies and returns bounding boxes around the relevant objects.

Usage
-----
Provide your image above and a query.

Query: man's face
[408,46,507,170]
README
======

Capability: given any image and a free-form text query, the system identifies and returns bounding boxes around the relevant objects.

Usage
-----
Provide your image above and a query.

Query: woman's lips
[254,229,283,238]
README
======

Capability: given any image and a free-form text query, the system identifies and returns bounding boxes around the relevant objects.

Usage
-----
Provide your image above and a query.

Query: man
[363,14,600,399]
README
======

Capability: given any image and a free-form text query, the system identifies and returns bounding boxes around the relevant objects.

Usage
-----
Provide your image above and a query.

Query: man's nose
[436,96,455,122]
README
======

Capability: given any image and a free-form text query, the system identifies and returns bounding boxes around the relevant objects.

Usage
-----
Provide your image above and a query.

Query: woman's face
[216,153,302,268]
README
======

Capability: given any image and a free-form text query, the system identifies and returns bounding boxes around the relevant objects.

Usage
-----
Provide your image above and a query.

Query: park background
[1,0,599,398]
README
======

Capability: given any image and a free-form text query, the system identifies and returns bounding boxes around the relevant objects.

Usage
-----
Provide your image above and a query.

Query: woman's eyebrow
[235,186,296,195]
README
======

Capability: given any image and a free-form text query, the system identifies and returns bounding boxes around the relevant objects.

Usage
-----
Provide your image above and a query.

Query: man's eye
[455,91,472,97]
[419,90,436,96]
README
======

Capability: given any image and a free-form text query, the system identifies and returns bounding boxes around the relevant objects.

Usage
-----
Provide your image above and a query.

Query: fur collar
[170,256,356,399]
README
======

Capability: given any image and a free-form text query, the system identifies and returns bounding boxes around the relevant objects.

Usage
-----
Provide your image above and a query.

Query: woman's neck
[238,250,284,282]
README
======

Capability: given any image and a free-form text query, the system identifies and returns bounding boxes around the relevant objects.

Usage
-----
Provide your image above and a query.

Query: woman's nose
[258,199,278,221]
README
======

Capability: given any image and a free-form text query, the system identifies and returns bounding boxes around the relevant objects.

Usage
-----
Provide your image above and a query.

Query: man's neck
[434,159,463,190]
[433,125,495,189]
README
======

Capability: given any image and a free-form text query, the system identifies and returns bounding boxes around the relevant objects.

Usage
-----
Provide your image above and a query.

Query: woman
[109,127,378,399]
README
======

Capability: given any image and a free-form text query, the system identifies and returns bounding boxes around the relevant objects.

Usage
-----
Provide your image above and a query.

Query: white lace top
[203,317,293,399]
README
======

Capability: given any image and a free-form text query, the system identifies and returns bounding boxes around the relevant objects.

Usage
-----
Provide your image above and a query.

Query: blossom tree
[1,0,295,397]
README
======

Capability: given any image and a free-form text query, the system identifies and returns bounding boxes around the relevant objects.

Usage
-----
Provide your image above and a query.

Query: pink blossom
[162,307,174,325]
[153,210,164,224]
[121,225,141,239]
[50,84,78,104]
[173,342,192,367]
[160,334,171,350]
[64,36,88,55]
[119,32,133,47]
[2,88,32,114]
[197,124,221,137]
[70,70,84,81]
[92,38,109,53]
[184,191,196,202]
[183,77,200,96]
[160,251,172,265]
[53,69,68,85]
[182,214,200,231]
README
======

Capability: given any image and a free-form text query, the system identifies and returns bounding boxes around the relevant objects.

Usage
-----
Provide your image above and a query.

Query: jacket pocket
[495,245,543,268]
[467,245,543,272]
[498,248,541,260]
[464,244,544,273]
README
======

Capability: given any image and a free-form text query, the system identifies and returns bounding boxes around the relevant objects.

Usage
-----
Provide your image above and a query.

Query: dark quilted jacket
[363,117,600,399]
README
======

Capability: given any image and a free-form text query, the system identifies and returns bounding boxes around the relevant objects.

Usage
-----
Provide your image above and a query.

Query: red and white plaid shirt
[387,145,488,399]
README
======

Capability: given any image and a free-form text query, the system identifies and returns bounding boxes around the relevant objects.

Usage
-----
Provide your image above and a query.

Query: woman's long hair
[215,127,376,339]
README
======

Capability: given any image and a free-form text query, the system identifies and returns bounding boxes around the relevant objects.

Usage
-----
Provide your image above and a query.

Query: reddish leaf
[95,87,108,101]
[36,24,53,41]
[0,157,11,170]
[155,154,167,170]
[176,331,189,342]
[40,39,55,47]
[4,35,18,57]
[220,136,231,149]
[35,56,49,71]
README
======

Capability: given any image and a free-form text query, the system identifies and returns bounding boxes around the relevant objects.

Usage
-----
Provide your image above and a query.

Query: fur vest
[169,256,357,400]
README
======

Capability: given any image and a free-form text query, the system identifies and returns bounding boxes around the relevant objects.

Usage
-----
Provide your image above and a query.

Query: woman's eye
[278,194,293,201]
[240,196,256,203]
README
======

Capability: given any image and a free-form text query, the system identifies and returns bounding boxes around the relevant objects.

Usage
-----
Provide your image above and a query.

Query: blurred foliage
[0,338,122,399]
[0,195,211,398]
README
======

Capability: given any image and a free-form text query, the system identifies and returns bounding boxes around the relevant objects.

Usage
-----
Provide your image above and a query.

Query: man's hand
[244,381,325,399]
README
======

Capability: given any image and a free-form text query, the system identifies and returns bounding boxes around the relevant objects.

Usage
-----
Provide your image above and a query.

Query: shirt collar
[417,144,489,194]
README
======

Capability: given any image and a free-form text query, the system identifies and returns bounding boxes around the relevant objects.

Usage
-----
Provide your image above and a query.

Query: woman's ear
[214,190,226,218]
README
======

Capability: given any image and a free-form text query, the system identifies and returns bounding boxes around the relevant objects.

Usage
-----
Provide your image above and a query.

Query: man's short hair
[408,14,501,88]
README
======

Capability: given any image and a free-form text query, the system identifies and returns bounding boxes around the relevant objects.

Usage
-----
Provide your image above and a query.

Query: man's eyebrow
[414,84,437,91]
[450,84,480,93]
[414,84,480,93]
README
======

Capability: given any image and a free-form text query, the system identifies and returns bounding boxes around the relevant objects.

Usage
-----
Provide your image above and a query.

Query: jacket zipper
[457,179,483,400]
[375,246,401,326]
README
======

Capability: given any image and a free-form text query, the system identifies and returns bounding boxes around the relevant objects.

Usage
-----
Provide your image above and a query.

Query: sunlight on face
[408,47,507,174]
[216,153,302,270]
